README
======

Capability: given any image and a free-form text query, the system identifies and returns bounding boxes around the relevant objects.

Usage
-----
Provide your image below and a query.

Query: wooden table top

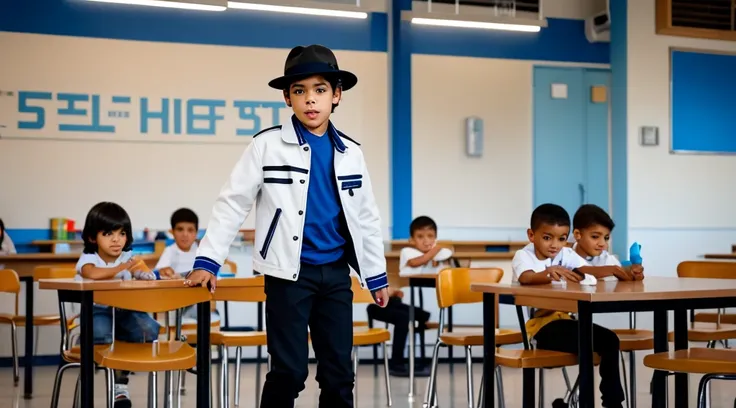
[39,276,263,291]
[471,277,736,302]
[385,251,514,260]
[704,253,736,260]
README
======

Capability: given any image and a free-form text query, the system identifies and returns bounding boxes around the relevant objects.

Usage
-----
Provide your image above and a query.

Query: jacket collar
[282,114,347,153]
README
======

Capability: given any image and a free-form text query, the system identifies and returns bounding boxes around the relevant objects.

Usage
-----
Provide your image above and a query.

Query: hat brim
[268,70,358,91]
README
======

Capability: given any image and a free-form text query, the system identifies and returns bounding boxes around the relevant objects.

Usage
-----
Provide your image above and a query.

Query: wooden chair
[423,267,523,408]
[210,276,268,408]
[643,348,736,408]
[0,268,77,386]
[670,262,736,346]
[351,276,393,407]
[93,284,211,408]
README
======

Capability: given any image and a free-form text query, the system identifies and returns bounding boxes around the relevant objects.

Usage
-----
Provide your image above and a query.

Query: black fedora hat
[268,44,358,91]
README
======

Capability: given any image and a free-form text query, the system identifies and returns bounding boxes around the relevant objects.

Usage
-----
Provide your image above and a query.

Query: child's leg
[367,297,410,368]
[260,272,315,408]
[92,305,114,345]
[308,262,354,408]
[534,320,625,408]
[115,309,161,343]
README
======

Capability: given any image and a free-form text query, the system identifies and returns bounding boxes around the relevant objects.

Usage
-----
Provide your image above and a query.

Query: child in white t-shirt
[512,204,625,408]
[0,218,17,256]
[398,217,453,277]
[76,202,160,408]
[572,204,644,281]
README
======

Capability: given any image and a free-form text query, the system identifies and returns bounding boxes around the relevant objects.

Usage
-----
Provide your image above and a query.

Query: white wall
[627,0,736,277]
[0,32,390,237]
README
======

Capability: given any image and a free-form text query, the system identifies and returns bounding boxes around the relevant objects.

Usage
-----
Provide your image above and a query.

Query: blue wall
[2,0,610,240]
[609,0,628,259]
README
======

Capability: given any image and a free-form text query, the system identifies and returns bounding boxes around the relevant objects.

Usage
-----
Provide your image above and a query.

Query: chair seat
[353,327,390,346]
[495,348,601,369]
[211,331,267,347]
[643,348,736,374]
[694,312,736,325]
[94,341,196,372]
[0,313,67,326]
[63,345,110,363]
[667,322,736,342]
[439,329,523,347]
[613,329,654,351]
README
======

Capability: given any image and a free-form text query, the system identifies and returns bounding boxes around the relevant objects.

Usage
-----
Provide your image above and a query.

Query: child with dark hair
[512,203,626,408]
[76,202,161,408]
[0,218,17,255]
[572,204,644,281]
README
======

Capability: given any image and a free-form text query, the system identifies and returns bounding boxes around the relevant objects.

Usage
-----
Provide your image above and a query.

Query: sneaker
[552,398,568,408]
[388,363,431,378]
[114,384,132,408]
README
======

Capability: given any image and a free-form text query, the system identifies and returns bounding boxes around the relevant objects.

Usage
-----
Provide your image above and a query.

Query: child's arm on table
[405,245,444,267]
[80,258,137,280]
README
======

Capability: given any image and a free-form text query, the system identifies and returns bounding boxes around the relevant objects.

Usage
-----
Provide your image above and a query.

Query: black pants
[260,261,354,408]
[366,296,430,367]
[534,319,625,408]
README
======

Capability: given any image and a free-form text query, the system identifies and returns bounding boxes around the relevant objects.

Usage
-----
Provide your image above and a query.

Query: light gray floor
[0,354,734,407]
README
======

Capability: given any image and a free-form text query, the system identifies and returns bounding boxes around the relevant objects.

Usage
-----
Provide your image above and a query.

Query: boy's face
[172,222,197,251]
[94,228,127,261]
[573,224,611,257]
[527,223,569,260]
[409,226,437,252]
[285,75,341,134]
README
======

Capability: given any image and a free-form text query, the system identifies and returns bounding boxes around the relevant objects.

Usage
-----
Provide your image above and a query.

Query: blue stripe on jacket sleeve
[365,272,388,292]
[193,256,221,276]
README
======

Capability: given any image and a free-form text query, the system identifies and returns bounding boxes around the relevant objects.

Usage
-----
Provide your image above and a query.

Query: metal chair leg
[382,342,393,406]
[72,372,81,408]
[219,346,229,408]
[234,347,242,407]
[538,369,545,408]
[353,346,360,408]
[496,366,506,408]
[629,351,637,408]
[255,346,262,408]
[423,341,442,408]
[11,322,19,385]
[621,352,630,408]
[50,362,80,408]
[149,372,159,408]
[105,368,114,408]
[465,345,474,408]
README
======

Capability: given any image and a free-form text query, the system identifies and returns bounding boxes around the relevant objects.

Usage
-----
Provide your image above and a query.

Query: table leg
[79,291,95,408]
[577,301,595,408]
[408,284,415,398]
[196,301,211,408]
[482,293,496,408]
[22,276,34,399]
[223,300,230,330]
[673,308,688,408]
[651,310,668,408]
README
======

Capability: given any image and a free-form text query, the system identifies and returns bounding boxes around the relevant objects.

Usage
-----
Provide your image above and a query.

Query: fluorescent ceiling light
[403,11,546,32]
[412,17,540,32]
[82,0,227,11]
[228,1,368,18]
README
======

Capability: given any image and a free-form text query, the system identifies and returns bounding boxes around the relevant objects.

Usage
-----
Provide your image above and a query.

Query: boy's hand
[372,287,390,308]
[610,265,634,281]
[546,266,581,283]
[158,267,178,280]
[185,269,216,293]
[631,264,645,280]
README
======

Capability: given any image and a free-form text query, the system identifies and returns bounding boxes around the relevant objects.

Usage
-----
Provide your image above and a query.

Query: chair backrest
[677,261,736,279]
[213,276,265,302]
[223,259,238,273]
[0,269,20,315]
[435,267,503,308]
[94,286,212,313]
[351,276,376,304]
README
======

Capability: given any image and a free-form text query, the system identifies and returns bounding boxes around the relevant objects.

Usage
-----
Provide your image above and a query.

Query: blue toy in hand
[621,242,642,267]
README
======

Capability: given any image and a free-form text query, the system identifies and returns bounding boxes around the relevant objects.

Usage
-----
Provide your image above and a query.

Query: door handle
[579,183,586,206]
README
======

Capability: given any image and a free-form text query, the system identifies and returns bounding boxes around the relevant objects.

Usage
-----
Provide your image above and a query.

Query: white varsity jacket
[193,115,388,291]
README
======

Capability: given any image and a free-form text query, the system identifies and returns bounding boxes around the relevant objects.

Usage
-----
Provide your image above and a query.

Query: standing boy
[185,45,389,408]
[512,203,626,408]
[572,204,644,281]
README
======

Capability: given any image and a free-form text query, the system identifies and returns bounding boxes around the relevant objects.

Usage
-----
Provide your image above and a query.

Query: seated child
[0,218,17,255]
[76,202,161,408]
[572,204,644,281]
[154,208,220,322]
[512,203,625,408]
[367,216,448,377]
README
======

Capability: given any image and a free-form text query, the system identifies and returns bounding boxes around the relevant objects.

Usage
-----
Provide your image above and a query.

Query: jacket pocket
[259,208,282,259]
[264,178,293,184]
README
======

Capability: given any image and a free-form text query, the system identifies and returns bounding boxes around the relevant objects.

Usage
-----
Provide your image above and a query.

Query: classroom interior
[2,0,736,407]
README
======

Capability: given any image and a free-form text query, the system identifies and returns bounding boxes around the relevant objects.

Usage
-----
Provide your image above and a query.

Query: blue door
[533,66,611,220]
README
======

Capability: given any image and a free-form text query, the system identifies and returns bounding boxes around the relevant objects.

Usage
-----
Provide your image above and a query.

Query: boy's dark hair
[0,218,6,250]
[283,74,342,113]
[410,216,437,236]
[171,208,199,230]
[81,202,134,254]
[573,204,615,232]
[530,203,570,231]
